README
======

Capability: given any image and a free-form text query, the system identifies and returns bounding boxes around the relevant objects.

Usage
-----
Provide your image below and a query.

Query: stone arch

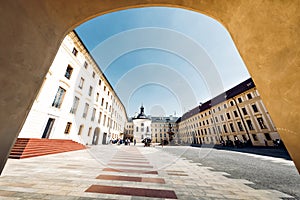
[0,1,299,174]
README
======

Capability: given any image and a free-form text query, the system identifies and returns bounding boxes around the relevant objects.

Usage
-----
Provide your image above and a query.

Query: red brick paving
[96,174,165,184]
[103,168,158,174]
[85,185,177,199]
[107,163,153,168]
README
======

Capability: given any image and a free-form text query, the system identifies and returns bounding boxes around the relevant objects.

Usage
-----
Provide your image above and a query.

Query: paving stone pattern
[0,145,294,199]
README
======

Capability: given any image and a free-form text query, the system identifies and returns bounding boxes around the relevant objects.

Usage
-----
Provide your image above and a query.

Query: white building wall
[18,32,127,145]
[132,119,151,142]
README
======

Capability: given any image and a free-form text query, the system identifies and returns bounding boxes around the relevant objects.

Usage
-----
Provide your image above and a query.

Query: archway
[0,1,299,174]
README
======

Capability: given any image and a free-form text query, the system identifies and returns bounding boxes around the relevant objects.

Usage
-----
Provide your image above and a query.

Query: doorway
[41,118,55,138]
[102,132,107,144]
[92,128,100,145]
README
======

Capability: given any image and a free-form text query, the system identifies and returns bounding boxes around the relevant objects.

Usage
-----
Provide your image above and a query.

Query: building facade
[132,106,152,142]
[151,116,179,143]
[178,78,280,146]
[124,106,179,144]
[18,31,127,145]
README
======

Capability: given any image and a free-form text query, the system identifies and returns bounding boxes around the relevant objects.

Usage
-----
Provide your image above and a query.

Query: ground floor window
[64,122,72,134]
[252,134,258,141]
[264,133,272,141]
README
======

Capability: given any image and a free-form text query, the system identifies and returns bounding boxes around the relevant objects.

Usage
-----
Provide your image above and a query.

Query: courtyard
[0,145,298,199]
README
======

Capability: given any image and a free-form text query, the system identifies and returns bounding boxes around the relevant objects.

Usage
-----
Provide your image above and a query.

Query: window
[91,108,96,121]
[88,86,93,96]
[104,86,106,91]
[252,104,259,112]
[233,110,238,117]
[220,115,224,121]
[223,125,228,133]
[64,122,72,134]
[226,113,231,120]
[230,101,234,106]
[84,61,88,69]
[92,71,95,78]
[70,96,80,114]
[141,128,144,132]
[77,125,84,135]
[237,122,244,131]
[103,115,106,126]
[215,117,218,122]
[96,93,99,102]
[78,77,84,89]
[264,133,272,141]
[98,112,102,124]
[136,127,139,132]
[257,117,267,129]
[238,97,242,103]
[141,123,144,126]
[108,91,110,96]
[247,93,252,99]
[242,107,247,115]
[230,123,235,132]
[88,127,92,136]
[101,98,104,106]
[64,65,73,79]
[72,47,78,56]
[218,106,221,111]
[82,103,89,118]
[98,79,101,85]
[105,102,108,109]
[246,119,255,130]
[147,127,149,132]
[52,87,66,108]
[252,134,258,141]
[224,104,227,109]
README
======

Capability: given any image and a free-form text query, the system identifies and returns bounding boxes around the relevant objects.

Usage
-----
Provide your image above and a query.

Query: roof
[181,78,255,121]
[151,116,179,123]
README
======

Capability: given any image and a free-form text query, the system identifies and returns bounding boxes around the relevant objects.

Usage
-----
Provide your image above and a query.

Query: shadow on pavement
[191,144,292,160]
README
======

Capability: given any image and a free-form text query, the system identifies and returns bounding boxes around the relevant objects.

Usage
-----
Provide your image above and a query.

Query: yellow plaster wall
[0,0,299,173]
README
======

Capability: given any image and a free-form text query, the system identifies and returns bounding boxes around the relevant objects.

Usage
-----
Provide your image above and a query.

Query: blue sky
[75,7,250,117]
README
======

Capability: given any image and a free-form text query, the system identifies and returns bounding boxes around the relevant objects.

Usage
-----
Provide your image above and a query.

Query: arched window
[136,127,139,132]
[141,123,144,126]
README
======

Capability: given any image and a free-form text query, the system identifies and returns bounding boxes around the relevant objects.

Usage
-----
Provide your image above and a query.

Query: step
[9,138,86,159]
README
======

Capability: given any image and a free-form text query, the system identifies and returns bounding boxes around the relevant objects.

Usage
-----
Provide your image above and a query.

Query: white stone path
[0,145,294,199]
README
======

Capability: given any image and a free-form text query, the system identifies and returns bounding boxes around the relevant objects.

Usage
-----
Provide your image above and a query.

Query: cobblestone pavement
[0,145,296,199]
[162,146,300,199]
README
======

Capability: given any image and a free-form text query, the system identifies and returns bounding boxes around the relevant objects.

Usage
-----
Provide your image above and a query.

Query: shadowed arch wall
[0,0,299,174]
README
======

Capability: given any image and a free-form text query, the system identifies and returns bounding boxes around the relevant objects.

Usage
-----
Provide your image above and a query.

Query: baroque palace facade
[125,106,179,143]
[18,31,127,145]
[176,78,280,146]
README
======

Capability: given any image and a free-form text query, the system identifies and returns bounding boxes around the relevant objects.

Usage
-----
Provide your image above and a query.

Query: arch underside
[0,0,299,173]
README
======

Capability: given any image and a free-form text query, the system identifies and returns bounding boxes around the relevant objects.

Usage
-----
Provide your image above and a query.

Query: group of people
[110,138,137,146]
[220,138,252,148]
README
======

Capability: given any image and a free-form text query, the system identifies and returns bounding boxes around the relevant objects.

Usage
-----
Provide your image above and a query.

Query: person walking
[134,139,136,146]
